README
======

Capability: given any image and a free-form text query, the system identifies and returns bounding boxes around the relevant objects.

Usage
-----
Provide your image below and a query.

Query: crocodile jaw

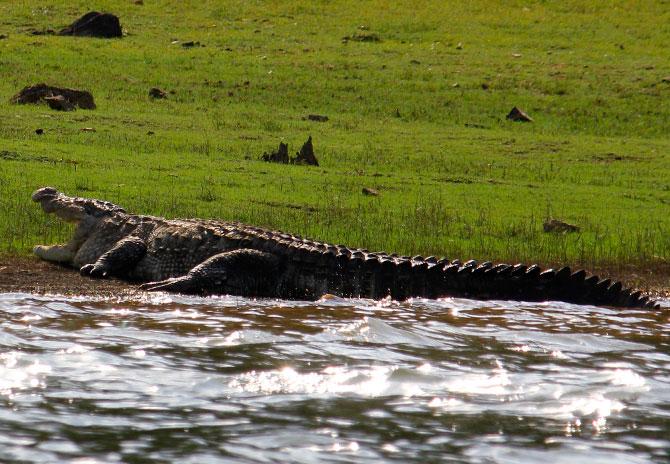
[32,186,87,223]
[32,187,94,264]
[33,244,75,263]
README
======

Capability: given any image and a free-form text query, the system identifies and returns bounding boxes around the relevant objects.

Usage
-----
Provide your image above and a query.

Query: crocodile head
[32,187,126,222]
[32,187,128,265]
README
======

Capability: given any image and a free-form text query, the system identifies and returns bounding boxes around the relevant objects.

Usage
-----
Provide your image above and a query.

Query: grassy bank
[0,0,669,274]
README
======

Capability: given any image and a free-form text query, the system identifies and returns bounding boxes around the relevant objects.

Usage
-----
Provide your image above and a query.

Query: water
[0,292,668,464]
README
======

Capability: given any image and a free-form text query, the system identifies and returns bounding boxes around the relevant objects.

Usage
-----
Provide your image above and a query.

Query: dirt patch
[0,256,139,298]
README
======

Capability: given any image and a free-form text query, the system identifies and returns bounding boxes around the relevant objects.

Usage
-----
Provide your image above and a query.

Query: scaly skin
[30,187,660,308]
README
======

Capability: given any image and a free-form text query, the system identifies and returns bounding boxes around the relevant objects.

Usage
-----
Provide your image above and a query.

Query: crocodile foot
[80,263,109,278]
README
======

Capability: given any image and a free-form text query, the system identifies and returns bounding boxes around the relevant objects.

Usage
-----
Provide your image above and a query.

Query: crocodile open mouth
[32,187,87,224]
[32,187,87,263]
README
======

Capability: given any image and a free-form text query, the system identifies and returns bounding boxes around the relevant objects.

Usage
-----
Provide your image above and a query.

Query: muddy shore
[0,256,139,298]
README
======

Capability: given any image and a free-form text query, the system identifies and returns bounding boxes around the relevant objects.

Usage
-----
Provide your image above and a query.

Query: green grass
[0,0,669,274]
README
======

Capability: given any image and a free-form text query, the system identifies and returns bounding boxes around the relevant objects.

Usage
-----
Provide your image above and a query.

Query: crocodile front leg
[139,249,281,297]
[80,236,147,278]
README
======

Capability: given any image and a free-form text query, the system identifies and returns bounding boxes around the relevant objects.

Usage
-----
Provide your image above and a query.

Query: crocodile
[31,187,659,309]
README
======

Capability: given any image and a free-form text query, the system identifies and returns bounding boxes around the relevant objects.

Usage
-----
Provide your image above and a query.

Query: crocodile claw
[80,263,108,278]
[139,276,197,294]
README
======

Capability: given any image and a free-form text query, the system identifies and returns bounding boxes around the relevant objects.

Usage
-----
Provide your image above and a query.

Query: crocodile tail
[290,244,658,309]
[427,260,659,309]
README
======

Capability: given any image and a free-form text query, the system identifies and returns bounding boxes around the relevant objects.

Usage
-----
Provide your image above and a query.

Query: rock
[293,136,319,166]
[362,187,379,196]
[543,219,580,234]
[11,84,96,110]
[44,95,75,111]
[506,106,533,122]
[307,114,328,122]
[342,32,380,43]
[59,12,122,38]
[80,127,96,132]
[262,141,289,164]
[262,138,320,166]
[149,87,168,99]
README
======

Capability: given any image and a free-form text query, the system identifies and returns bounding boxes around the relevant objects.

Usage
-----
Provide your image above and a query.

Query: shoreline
[0,255,668,301]
[0,256,140,298]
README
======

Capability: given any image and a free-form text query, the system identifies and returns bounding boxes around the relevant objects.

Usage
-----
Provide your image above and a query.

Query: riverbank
[1,1,669,272]
[0,256,138,298]
[1,255,667,301]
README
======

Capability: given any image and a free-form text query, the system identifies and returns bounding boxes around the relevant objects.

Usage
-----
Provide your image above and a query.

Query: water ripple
[0,292,668,463]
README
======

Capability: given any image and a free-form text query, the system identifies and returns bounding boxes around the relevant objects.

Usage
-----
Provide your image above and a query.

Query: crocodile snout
[32,186,59,202]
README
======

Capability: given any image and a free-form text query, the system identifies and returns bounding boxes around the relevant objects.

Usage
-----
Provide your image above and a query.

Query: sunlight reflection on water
[0,292,668,463]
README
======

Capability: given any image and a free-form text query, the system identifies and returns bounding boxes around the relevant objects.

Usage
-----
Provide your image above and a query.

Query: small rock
[149,87,168,99]
[44,95,75,111]
[80,127,96,132]
[512,53,522,58]
[59,11,122,38]
[307,114,328,122]
[506,106,533,122]
[342,32,380,43]
[455,42,463,49]
[293,136,319,166]
[543,219,580,234]
[262,141,289,164]
[362,187,379,196]
[35,128,44,135]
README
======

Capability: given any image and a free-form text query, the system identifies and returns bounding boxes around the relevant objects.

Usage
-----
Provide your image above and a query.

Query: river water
[0,292,668,463]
